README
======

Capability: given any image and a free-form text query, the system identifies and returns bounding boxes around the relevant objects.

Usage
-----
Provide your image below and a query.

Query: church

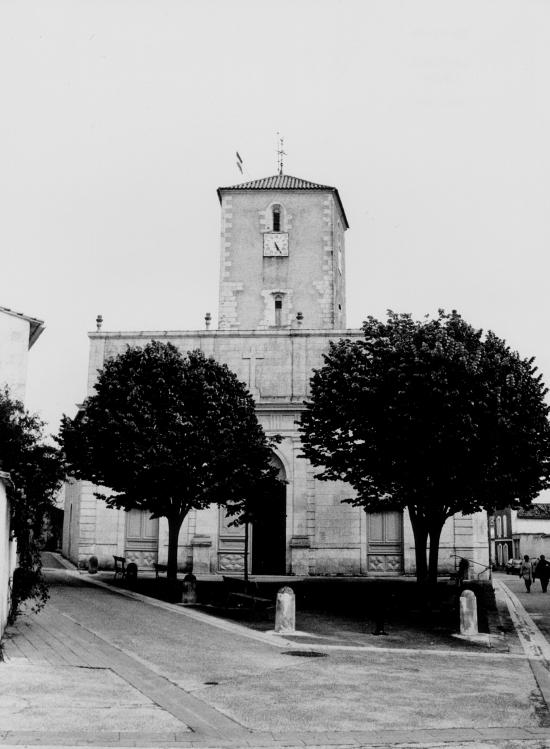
[62,172,490,579]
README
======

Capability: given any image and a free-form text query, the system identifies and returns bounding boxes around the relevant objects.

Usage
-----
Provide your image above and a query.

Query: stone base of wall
[310,548,362,576]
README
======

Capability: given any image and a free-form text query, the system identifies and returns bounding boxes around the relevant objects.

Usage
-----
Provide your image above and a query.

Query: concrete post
[182,573,197,605]
[460,589,478,635]
[275,586,295,634]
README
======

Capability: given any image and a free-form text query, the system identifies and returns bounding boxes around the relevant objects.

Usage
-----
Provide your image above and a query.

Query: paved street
[1,566,550,748]
[497,571,550,644]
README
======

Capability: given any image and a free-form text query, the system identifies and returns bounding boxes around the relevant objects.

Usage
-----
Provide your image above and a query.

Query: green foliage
[0,388,63,622]
[300,310,550,582]
[60,342,280,578]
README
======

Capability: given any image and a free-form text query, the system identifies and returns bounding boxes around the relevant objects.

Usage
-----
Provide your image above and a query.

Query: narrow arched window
[274,295,283,326]
[272,205,281,232]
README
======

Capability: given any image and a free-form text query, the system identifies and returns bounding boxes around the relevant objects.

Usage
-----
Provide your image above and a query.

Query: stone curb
[0,725,549,747]
[70,570,526,660]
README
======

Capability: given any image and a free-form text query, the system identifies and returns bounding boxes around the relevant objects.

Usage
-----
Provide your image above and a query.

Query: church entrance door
[216,454,287,576]
[124,509,159,569]
[251,476,287,575]
[366,511,403,575]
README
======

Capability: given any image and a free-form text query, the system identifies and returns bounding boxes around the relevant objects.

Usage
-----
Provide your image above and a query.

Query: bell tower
[217,174,349,330]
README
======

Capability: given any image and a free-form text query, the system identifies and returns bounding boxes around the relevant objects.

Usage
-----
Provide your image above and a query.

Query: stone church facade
[63,174,489,578]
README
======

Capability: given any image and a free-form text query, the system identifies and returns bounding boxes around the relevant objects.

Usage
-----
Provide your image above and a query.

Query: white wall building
[0,306,44,636]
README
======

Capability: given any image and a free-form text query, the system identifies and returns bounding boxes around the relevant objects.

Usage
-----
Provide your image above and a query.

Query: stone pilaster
[191,535,212,575]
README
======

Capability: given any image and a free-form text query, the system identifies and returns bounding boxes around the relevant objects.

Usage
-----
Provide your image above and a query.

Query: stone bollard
[88,556,98,574]
[459,589,478,635]
[126,562,138,587]
[182,573,197,604]
[275,586,295,634]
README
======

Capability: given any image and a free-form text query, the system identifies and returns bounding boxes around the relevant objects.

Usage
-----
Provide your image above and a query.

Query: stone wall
[515,533,550,560]
[63,479,126,569]
[218,190,346,331]
[0,475,16,637]
[88,328,363,404]
[71,327,490,578]
[0,314,30,402]
[403,510,490,579]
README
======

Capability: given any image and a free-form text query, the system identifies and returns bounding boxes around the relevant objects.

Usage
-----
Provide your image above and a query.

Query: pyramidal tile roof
[217,174,349,227]
[219,174,336,191]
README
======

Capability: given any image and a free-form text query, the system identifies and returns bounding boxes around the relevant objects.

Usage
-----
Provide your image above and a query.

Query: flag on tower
[236,151,243,174]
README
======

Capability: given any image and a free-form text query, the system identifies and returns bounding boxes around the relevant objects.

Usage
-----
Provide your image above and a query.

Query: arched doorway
[251,454,287,575]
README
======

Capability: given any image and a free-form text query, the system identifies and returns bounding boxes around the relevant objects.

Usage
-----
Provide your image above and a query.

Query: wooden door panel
[126,509,142,539]
[125,509,159,569]
[367,511,403,575]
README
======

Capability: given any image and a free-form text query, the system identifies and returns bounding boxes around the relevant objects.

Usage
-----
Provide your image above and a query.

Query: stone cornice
[89,328,362,340]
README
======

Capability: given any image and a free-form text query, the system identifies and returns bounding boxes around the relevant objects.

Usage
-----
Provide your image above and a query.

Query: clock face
[263,232,289,257]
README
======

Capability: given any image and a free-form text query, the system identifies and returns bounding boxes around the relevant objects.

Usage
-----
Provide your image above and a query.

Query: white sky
[2,0,550,440]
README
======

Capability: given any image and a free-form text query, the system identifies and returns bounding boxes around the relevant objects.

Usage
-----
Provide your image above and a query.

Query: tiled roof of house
[517,504,550,519]
[0,305,44,347]
[217,174,349,228]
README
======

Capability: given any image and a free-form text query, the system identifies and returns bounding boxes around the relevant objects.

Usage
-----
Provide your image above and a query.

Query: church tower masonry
[217,175,349,330]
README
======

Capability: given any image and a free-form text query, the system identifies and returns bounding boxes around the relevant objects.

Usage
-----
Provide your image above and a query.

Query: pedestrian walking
[536,554,550,592]
[520,555,533,592]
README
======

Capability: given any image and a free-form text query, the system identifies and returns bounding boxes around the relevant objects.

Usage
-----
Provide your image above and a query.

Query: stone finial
[296,311,303,327]
[205,312,212,330]
[96,314,103,331]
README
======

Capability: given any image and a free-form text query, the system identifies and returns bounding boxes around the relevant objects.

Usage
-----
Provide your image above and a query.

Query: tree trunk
[167,515,184,581]
[427,521,444,586]
[408,506,428,584]
[244,521,249,586]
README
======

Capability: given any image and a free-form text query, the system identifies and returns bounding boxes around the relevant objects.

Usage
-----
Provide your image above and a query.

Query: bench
[113,555,127,580]
[222,575,273,610]
[449,558,470,587]
[154,563,168,579]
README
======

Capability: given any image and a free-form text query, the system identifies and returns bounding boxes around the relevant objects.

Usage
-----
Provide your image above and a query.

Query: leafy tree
[0,388,63,622]
[300,310,550,584]
[60,342,280,580]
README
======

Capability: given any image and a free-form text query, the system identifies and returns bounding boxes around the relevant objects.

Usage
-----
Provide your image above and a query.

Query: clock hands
[274,242,281,254]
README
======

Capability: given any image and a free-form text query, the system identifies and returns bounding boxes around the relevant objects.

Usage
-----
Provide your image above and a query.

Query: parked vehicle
[505,558,522,574]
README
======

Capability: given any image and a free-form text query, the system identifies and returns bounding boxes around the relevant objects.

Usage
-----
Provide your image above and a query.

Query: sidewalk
[0,563,549,748]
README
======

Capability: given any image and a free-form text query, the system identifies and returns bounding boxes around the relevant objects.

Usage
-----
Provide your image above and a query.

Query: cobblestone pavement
[1,564,550,748]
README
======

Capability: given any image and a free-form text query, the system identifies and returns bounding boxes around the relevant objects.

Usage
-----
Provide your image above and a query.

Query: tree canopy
[0,388,63,621]
[60,341,280,579]
[299,310,550,583]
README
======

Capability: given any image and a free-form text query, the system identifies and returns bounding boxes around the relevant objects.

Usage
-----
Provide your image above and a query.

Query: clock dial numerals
[263,232,289,257]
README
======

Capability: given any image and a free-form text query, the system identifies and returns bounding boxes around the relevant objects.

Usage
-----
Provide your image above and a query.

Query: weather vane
[276,132,286,176]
